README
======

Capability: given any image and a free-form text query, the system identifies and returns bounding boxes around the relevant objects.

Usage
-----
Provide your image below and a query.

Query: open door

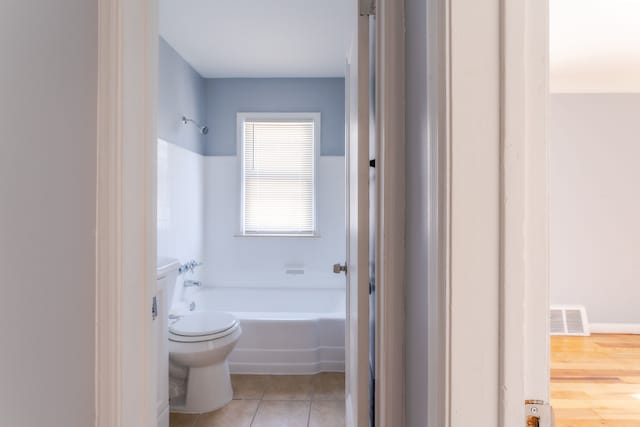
[341,6,371,427]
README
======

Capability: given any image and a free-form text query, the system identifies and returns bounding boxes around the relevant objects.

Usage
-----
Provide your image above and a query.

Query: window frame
[236,112,321,237]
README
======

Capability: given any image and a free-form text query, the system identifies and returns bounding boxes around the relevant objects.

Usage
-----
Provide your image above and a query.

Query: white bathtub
[189,287,346,375]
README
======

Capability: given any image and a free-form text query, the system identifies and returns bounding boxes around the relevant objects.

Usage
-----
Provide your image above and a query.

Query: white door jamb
[96,0,158,426]
[425,0,450,425]
[447,0,502,423]
[444,0,550,426]
[500,0,550,423]
[374,0,406,425]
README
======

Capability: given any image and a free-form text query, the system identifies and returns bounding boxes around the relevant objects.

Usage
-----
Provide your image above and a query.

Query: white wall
[550,0,640,93]
[550,94,640,325]
[0,1,97,425]
[157,139,205,281]
[156,143,345,292]
[203,156,345,288]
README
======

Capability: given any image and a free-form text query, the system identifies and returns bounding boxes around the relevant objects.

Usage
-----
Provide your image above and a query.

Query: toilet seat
[169,311,239,343]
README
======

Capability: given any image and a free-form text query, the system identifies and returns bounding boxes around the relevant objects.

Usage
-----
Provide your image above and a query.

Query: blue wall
[158,38,207,154]
[158,40,345,156]
[204,78,345,156]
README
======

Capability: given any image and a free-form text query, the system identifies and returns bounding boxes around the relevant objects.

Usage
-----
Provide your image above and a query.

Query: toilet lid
[169,311,238,337]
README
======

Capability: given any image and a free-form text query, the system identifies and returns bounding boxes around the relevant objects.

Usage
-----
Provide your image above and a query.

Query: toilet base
[170,361,233,414]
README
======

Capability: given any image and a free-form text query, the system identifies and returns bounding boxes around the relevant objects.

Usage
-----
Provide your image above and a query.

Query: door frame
[95,0,548,424]
[96,0,158,426]
[95,0,408,425]
[374,0,406,425]
[442,0,550,426]
[424,0,449,424]
[499,0,550,421]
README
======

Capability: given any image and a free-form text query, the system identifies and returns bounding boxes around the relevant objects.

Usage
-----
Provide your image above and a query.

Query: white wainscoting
[157,139,204,279]
[203,156,346,288]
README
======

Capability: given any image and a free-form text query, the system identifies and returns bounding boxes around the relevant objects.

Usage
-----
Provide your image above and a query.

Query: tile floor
[170,373,345,427]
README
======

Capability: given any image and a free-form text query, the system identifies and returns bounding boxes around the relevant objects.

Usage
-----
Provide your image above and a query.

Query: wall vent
[550,305,590,336]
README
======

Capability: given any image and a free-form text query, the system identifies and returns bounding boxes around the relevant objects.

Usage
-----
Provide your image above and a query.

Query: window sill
[233,233,321,238]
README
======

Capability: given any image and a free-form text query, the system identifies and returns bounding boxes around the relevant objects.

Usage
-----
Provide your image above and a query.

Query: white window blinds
[241,117,316,235]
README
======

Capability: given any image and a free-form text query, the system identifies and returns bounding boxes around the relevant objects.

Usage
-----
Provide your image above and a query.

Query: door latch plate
[525,400,553,427]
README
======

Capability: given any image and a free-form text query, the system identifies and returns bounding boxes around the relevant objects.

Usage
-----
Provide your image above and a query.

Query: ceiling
[159,0,354,78]
[551,0,640,93]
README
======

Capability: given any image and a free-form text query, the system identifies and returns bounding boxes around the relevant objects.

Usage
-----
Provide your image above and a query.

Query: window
[238,112,320,236]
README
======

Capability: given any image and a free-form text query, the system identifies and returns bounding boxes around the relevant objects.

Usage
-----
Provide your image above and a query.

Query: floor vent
[550,305,590,336]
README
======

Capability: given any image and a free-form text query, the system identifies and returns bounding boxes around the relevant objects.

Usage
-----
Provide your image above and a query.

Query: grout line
[249,400,261,427]
[306,399,312,427]
[235,373,346,426]
[310,376,317,402]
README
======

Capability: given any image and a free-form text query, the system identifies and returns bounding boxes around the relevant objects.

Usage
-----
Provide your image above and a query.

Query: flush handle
[151,296,158,321]
[333,263,348,274]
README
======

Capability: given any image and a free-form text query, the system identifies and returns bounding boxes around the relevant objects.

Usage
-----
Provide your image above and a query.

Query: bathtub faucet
[183,280,202,288]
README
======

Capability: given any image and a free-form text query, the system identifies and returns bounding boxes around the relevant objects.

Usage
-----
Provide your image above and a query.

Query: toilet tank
[157,257,180,311]
[156,257,179,427]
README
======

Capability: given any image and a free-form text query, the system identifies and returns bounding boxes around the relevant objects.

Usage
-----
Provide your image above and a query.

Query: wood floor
[551,334,640,427]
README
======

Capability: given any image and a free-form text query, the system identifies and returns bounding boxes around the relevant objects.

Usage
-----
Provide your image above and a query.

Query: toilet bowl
[169,310,242,413]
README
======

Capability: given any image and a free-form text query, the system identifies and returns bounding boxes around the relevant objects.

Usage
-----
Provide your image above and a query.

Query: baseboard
[229,361,345,375]
[589,323,640,334]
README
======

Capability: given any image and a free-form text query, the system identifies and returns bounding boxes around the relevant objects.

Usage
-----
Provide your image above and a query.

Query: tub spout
[184,280,202,288]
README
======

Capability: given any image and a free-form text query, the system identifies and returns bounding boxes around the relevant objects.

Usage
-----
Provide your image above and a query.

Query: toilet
[164,262,242,414]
